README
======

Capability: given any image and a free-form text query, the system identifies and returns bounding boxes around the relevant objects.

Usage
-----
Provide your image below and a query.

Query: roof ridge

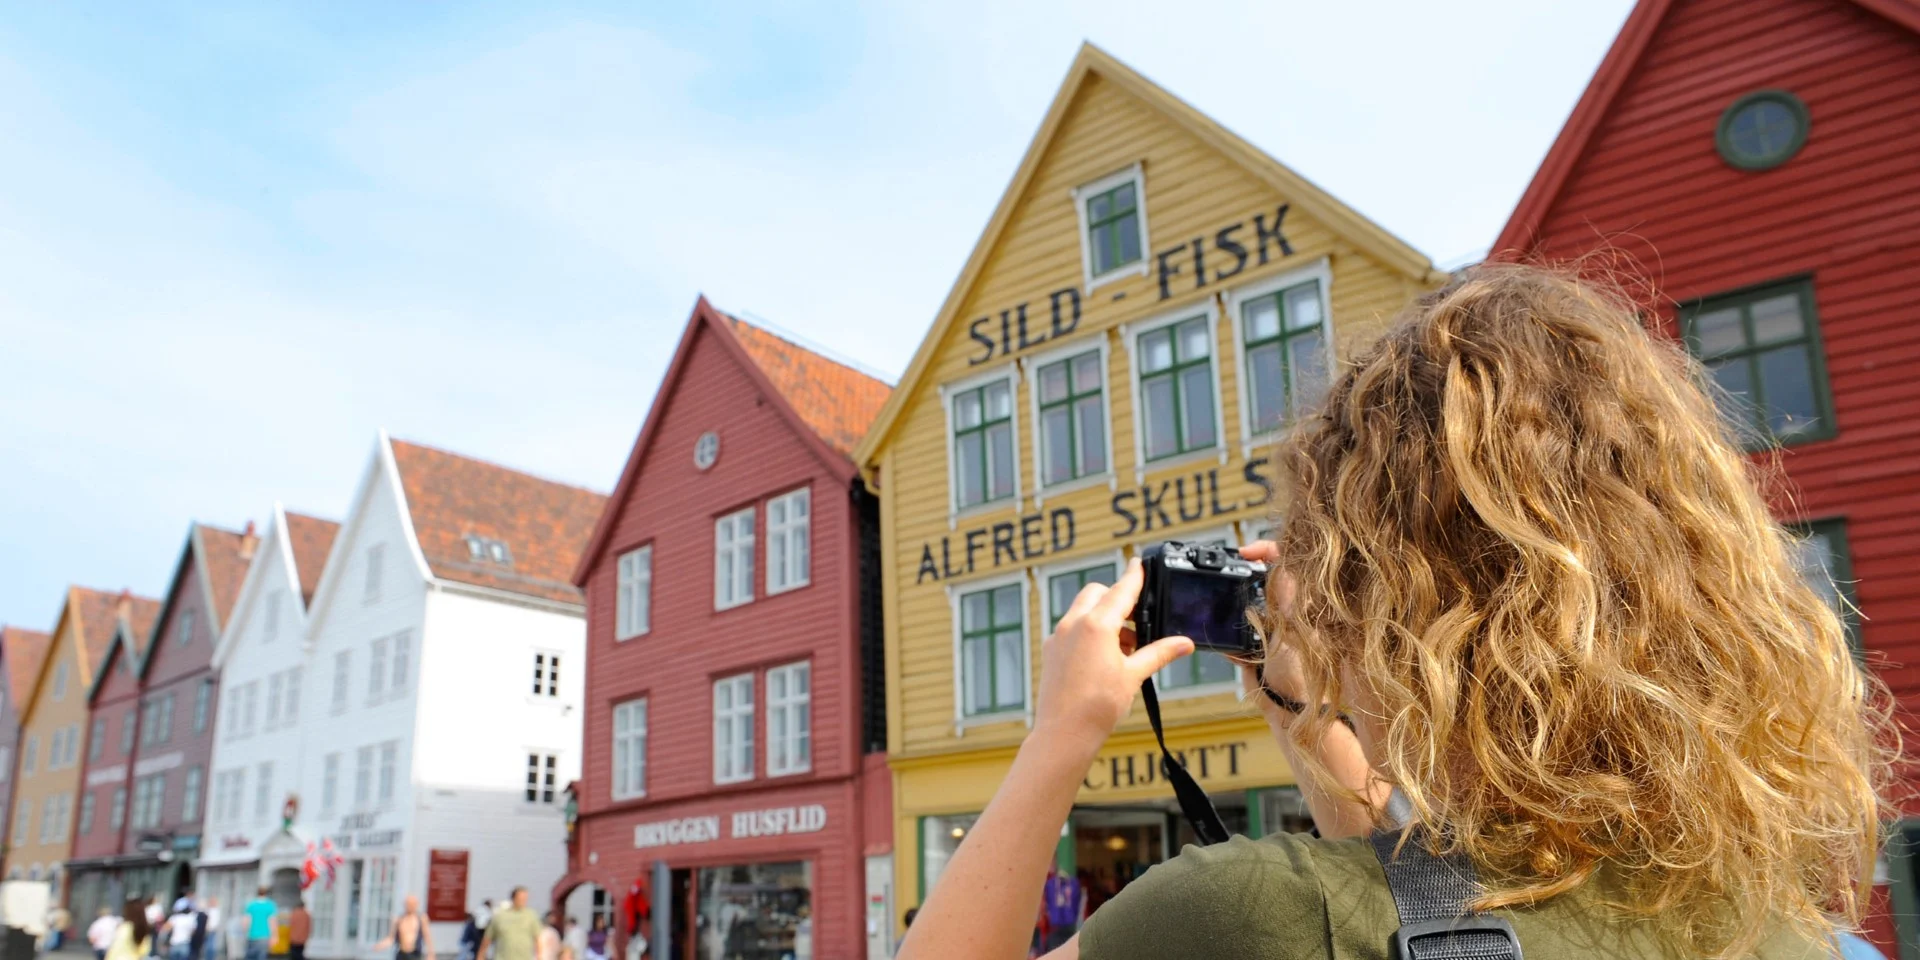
[726,310,897,387]
[388,437,609,497]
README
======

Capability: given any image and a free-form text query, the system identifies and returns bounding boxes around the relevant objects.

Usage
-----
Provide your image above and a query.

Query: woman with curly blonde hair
[896,263,1895,960]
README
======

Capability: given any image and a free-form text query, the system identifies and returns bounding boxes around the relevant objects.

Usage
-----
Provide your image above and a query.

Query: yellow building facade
[854,45,1442,924]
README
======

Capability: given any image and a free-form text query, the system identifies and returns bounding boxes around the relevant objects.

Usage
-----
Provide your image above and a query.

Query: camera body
[1132,541,1268,659]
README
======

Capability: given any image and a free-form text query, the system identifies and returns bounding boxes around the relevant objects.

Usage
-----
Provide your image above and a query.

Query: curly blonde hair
[1267,263,1895,956]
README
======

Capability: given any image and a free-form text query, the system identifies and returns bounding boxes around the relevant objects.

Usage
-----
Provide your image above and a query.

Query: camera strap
[1139,676,1231,845]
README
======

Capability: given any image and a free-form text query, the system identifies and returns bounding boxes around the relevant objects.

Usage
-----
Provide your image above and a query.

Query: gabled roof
[40,588,160,718]
[196,523,259,634]
[853,42,1440,465]
[389,438,608,606]
[94,608,164,704]
[285,512,341,607]
[1494,0,1920,254]
[0,627,52,709]
[571,298,894,584]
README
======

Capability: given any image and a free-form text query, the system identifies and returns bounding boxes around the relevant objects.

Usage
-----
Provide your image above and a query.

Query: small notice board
[427,849,470,923]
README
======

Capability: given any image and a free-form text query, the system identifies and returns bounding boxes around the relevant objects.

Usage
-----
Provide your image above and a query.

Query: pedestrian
[104,900,152,960]
[536,913,565,960]
[240,889,275,960]
[374,895,431,960]
[280,897,309,960]
[197,900,221,960]
[88,907,119,960]
[165,900,196,960]
[582,916,608,960]
[475,888,538,960]
[892,264,1897,960]
[457,913,481,960]
[144,898,165,958]
[561,917,583,960]
[48,903,71,951]
[187,901,207,960]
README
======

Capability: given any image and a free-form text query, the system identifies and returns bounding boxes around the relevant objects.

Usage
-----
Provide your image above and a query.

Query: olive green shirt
[1079,832,1829,959]
[488,907,544,960]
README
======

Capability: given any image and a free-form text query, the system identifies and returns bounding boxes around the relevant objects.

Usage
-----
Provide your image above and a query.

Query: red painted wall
[135,549,220,847]
[73,653,140,861]
[574,318,881,960]
[1512,0,1920,950]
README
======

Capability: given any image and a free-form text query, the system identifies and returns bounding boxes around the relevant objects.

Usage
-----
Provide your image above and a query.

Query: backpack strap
[1368,829,1523,960]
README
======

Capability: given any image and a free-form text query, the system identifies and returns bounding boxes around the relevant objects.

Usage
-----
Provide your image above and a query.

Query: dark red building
[67,523,256,919]
[1493,0,1920,951]
[563,301,893,960]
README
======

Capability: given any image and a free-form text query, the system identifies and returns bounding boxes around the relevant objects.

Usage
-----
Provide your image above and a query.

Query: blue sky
[0,0,1633,627]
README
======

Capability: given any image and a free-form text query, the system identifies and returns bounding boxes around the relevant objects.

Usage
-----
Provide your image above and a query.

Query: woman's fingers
[1124,634,1193,684]
[1092,558,1145,623]
[1239,539,1279,562]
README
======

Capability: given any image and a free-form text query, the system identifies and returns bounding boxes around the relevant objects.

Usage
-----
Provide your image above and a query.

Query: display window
[695,860,813,960]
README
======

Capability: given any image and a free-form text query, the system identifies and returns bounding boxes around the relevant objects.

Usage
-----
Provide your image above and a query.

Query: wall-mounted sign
[86,765,127,787]
[427,849,469,923]
[694,432,721,471]
[1083,741,1249,792]
[914,457,1274,583]
[220,835,253,851]
[329,811,402,851]
[632,804,831,849]
[964,204,1294,367]
[133,752,183,777]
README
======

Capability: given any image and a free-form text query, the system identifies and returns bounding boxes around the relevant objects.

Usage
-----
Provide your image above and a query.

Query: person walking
[476,889,539,960]
[582,916,608,960]
[240,890,275,960]
[196,901,221,960]
[104,900,153,960]
[280,898,309,960]
[48,903,71,952]
[374,896,432,960]
[535,913,564,960]
[87,907,119,960]
[165,901,196,960]
[144,898,165,958]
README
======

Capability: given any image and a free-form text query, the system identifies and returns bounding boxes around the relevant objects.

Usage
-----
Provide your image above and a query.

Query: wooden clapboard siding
[870,52,1438,760]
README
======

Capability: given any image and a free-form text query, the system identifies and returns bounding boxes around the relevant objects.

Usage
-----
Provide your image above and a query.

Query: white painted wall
[408,586,584,948]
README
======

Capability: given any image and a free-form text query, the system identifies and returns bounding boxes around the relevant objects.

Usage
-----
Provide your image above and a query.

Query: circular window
[1716,90,1808,171]
[693,431,721,470]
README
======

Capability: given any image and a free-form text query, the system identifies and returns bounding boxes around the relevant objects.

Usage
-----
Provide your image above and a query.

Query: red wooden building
[1493,0,1920,951]
[564,301,893,960]
[67,523,256,921]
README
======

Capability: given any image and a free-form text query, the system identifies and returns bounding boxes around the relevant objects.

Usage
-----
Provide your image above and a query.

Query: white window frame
[525,751,559,804]
[1224,257,1336,452]
[712,673,755,785]
[368,636,389,701]
[765,488,812,595]
[253,761,273,824]
[321,753,340,815]
[182,766,203,821]
[389,632,410,693]
[532,650,561,698]
[1023,334,1117,502]
[1072,162,1152,293]
[364,543,385,605]
[332,651,351,713]
[177,607,196,646]
[766,661,811,777]
[263,590,282,643]
[266,673,285,730]
[611,698,648,801]
[377,741,398,804]
[940,363,1023,523]
[947,569,1035,733]
[1138,525,1243,700]
[616,546,652,640]
[354,746,374,808]
[714,508,756,610]
[1237,518,1278,548]
[1122,301,1229,482]
[1037,551,1128,633]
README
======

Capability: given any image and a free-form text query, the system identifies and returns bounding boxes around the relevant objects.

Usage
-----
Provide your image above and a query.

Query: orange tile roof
[196,523,259,630]
[68,587,161,680]
[727,316,892,458]
[390,439,609,606]
[0,627,52,709]
[285,512,341,607]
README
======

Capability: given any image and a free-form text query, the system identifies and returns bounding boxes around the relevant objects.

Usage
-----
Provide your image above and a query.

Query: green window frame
[958,582,1027,717]
[951,379,1016,510]
[1137,317,1219,461]
[1046,563,1117,632]
[1787,517,1860,658]
[1036,351,1108,487]
[1241,279,1330,435]
[1679,277,1835,447]
[1890,821,1920,960]
[1085,180,1142,278]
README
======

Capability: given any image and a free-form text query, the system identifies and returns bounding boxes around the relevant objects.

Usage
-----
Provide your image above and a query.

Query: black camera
[1131,541,1268,659]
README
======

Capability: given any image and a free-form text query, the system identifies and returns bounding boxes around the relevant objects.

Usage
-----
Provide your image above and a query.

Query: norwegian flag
[319,838,346,885]
[299,839,348,890]
[300,844,322,890]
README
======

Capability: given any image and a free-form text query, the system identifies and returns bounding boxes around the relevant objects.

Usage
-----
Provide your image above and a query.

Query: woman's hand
[1037,558,1195,755]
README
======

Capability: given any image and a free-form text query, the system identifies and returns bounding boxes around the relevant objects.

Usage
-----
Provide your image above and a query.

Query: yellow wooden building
[852,44,1443,925]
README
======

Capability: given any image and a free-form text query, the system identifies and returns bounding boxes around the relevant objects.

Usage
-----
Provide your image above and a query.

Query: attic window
[1074,164,1150,291]
[465,535,512,565]
[1716,90,1808,171]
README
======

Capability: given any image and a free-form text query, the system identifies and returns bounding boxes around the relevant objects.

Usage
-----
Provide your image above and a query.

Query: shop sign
[86,765,127,787]
[963,204,1295,368]
[427,849,469,923]
[133,752,183,776]
[914,459,1275,583]
[634,816,722,849]
[633,804,831,849]
[1083,741,1250,792]
[730,804,827,839]
[219,834,253,852]
[329,812,402,851]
